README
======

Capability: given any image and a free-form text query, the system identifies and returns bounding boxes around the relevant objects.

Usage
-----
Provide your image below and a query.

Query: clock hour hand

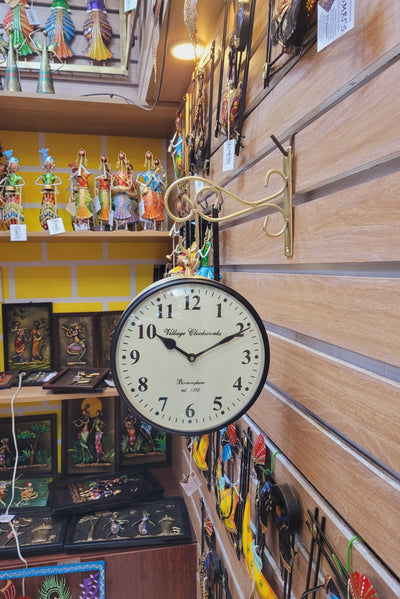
[155,334,196,362]
[193,330,244,360]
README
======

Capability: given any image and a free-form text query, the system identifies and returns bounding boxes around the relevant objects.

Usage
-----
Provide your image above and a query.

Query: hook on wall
[164,137,293,257]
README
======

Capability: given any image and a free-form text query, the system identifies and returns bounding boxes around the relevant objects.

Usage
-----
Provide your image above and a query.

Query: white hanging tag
[47,217,65,236]
[0,514,14,523]
[222,139,235,172]
[10,224,27,241]
[180,472,202,496]
[108,209,114,228]
[91,196,101,215]
[124,0,137,12]
[26,7,41,25]
[139,198,145,217]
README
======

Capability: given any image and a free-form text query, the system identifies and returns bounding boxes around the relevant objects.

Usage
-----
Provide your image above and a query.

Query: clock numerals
[185,403,195,418]
[185,294,201,310]
[241,349,251,364]
[213,396,223,411]
[129,350,140,364]
[216,303,222,318]
[157,303,173,319]
[233,377,242,391]
[138,324,156,339]
[130,376,149,393]
[158,397,168,411]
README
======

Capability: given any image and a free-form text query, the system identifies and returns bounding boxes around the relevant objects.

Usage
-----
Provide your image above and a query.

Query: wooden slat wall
[173,1,400,598]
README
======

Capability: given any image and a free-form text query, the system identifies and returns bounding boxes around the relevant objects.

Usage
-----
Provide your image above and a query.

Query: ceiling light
[170,41,204,61]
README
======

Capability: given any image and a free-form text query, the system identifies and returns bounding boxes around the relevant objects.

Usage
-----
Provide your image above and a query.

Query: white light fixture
[170,41,204,61]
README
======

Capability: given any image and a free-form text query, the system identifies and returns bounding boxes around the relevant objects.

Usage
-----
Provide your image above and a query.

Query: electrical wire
[81,0,172,111]
[4,372,28,592]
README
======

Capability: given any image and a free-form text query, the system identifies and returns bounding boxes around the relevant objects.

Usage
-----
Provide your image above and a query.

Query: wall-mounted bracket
[164,144,293,257]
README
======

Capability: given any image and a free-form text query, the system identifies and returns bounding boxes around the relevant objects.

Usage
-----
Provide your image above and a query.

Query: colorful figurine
[72,149,93,229]
[45,0,76,59]
[94,154,111,230]
[0,150,25,229]
[137,151,167,229]
[104,512,129,538]
[3,0,36,56]
[168,112,184,179]
[134,510,155,536]
[111,152,138,230]
[35,148,62,230]
[83,0,113,62]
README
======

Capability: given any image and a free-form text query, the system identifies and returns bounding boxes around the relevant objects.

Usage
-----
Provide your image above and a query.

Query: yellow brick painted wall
[0,131,171,468]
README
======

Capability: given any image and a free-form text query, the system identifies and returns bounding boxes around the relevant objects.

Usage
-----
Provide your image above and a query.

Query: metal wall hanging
[164,138,293,257]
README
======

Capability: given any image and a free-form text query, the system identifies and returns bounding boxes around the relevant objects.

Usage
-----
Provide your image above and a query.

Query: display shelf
[0,230,171,243]
[0,92,178,138]
[0,385,118,407]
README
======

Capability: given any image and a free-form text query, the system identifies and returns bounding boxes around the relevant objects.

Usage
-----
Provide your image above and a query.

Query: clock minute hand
[193,330,245,360]
[155,334,196,362]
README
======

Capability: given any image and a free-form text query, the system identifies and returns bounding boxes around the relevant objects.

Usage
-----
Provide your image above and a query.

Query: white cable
[4,372,28,591]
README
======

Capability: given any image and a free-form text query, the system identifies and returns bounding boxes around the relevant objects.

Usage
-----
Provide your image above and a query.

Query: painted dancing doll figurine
[137,151,167,229]
[35,148,62,230]
[94,155,111,230]
[73,148,93,229]
[0,150,25,229]
[112,152,138,230]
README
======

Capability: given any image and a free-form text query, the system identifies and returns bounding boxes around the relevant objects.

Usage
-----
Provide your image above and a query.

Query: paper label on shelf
[26,7,41,25]
[180,472,202,496]
[317,0,354,52]
[222,139,235,172]
[48,217,66,236]
[10,224,27,242]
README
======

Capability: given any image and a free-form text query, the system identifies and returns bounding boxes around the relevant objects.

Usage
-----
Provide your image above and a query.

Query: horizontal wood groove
[223,272,400,368]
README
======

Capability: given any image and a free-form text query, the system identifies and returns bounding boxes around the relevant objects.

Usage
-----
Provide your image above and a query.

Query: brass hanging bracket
[164,143,293,257]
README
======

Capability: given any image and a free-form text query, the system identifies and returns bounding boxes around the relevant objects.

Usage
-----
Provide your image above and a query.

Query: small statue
[94,155,112,230]
[71,149,93,230]
[0,150,25,229]
[137,151,167,229]
[111,152,138,230]
[35,148,62,230]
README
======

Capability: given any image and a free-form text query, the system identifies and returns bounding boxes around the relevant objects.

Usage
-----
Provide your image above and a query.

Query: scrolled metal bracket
[164,144,293,257]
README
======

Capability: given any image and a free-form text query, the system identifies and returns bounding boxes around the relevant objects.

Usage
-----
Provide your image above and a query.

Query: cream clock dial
[111,277,270,435]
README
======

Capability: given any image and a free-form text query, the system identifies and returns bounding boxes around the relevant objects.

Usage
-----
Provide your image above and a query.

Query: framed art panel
[0,414,57,477]
[42,367,109,392]
[53,313,97,369]
[0,477,52,510]
[119,401,170,469]
[96,311,122,368]
[62,395,117,476]
[50,469,164,517]
[2,303,53,373]
[64,496,191,552]
[22,370,58,386]
[0,507,66,557]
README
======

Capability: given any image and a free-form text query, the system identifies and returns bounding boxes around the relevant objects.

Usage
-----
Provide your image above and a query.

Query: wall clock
[111,277,270,435]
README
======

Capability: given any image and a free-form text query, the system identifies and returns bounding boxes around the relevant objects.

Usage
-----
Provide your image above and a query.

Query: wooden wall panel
[248,387,400,575]
[219,171,400,265]
[223,272,400,368]
[267,333,400,474]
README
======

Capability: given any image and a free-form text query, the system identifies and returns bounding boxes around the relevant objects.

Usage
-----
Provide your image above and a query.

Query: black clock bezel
[111,276,270,435]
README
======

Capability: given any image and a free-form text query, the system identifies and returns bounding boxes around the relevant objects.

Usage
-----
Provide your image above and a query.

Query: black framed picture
[64,496,191,551]
[0,372,19,389]
[22,370,58,387]
[2,302,53,373]
[96,311,122,368]
[0,507,66,557]
[61,396,117,476]
[0,414,57,477]
[119,402,170,469]
[42,367,109,393]
[0,477,52,510]
[49,469,164,517]
[53,312,97,369]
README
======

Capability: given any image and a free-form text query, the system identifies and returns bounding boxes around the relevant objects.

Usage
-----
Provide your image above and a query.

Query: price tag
[26,7,41,25]
[91,196,101,215]
[222,139,235,172]
[73,221,90,231]
[180,472,202,496]
[47,217,65,236]
[10,224,27,242]
[139,198,145,217]
[108,209,114,228]
[194,179,205,194]
[0,514,14,523]
[124,0,137,12]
